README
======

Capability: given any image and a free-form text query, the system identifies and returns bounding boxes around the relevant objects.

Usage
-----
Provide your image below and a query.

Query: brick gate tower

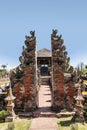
[12,31,38,112]
[51,29,74,112]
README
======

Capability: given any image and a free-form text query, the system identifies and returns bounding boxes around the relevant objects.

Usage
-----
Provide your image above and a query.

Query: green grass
[0,119,31,130]
[0,122,8,130]
[57,116,87,130]
[14,119,31,130]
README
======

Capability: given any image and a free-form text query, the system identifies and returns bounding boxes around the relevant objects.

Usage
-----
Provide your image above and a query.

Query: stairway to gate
[40,76,51,85]
[34,85,56,117]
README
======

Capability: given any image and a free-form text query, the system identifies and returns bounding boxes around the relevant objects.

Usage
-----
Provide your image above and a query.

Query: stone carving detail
[51,29,74,111]
[9,29,76,112]
[10,31,37,111]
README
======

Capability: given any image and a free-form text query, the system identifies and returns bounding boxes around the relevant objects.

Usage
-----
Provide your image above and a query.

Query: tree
[1,64,7,76]
[1,65,7,70]
[85,65,87,69]
[82,65,87,75]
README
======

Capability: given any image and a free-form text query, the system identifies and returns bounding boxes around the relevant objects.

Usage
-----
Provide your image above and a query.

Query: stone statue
[25,31,35,41]
[52,29,58,37]
[58,34,62,40]
[19,56,24,64]
[30,31,35,37]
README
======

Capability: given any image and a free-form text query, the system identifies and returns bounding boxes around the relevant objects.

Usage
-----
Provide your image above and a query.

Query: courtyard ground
[29,117,58,130]
[29,85,58,130]
[29,85,87,130]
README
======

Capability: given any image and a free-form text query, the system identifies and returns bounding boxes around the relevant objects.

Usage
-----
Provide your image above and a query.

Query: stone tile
[29,117,58,130]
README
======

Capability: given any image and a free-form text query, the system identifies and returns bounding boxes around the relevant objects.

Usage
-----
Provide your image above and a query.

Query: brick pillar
[22,31,38,111]
[24,66,37,111]
[52,66,65,111]
[65,82,74,110]
[13,82,22,108]
[12,31,38,112]
[51,30,65,112]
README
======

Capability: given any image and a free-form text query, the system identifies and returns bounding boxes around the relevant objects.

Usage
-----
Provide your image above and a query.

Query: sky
[0,0,87,69]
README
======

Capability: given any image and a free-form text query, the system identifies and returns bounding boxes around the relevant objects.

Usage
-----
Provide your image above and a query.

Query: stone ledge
[56,111,75,118]
[5,117,14,122]
[18,112,33,117]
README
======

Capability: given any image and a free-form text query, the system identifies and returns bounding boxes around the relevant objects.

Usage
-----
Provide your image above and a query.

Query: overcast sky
[0,0,87,69]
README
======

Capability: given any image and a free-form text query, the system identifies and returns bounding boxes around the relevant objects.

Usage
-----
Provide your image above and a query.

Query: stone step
[18,112,33,118]
[18,111,56,118]
[33,112,56,117]
[18,111,75,118]
[40,76,51,85]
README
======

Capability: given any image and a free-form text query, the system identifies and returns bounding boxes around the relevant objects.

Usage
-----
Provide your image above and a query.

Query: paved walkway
[29,117,58,130]
[39,85,51,108]
[29,85,58,130]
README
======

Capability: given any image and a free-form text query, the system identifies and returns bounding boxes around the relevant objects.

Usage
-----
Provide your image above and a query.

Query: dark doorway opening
[40,65,49,76]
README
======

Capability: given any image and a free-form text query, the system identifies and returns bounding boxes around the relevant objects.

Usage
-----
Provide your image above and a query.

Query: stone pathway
[29,117,58,130]
[39,85,51,108]
[29,85,58,130]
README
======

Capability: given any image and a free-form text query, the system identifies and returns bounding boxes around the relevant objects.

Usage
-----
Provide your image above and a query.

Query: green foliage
[2,69,7,75]
[0,69,7,77]
[0,110,8,121]
[82,68,87,75]
[0,64,8,76]
[0,119,31,130]
[1,65,7,69]
[57,117,72,130]
[57,117,87,130]
[84,109,87,117]
[59,120,71,126]
[14,119,30,130]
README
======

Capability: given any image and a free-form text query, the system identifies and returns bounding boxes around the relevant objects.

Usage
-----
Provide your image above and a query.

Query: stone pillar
[24,66,37,111]
[65,81,74,110]
[13,82,24,109]
[72,86,84,122]
[5,86,16,121]
[23,31,38,111]
[10,31,38,112]
[51,30,65,111]
[51,29,75,112]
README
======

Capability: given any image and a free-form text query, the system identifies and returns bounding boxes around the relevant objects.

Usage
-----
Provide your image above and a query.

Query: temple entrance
[40,65,49,76]
[11,30,75,113]
[37,48,52,85]
[36,49,52,112]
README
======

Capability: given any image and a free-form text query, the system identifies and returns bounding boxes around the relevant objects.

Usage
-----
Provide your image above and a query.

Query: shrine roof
[37,48,52,58]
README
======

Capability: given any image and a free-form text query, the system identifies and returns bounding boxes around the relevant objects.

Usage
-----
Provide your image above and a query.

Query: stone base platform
[18,109,75,118]
[56,111,75,118]
[33,111,56,117]
[18,111,56,118]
